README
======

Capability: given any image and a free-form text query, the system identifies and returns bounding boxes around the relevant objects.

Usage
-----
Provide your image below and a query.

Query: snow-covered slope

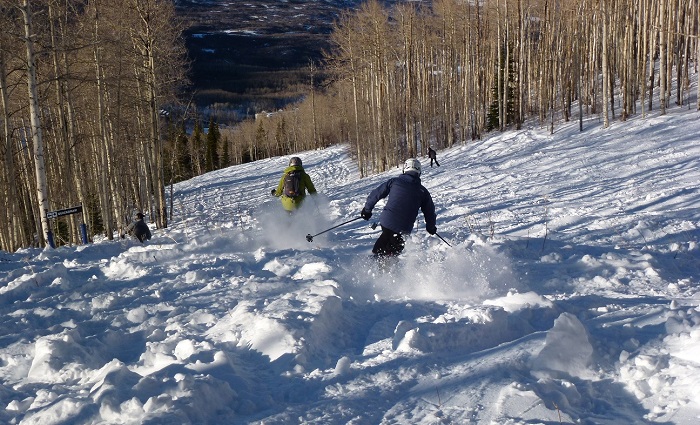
[1,109,699,424]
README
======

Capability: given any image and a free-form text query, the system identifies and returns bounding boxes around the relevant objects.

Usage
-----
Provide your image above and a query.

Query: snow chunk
[101,257,147,280]
[334,356,352,376]
[263,258,294,276]
[531,312,594,379]
[174,340,197,361]
[483,290,553,312]
[27,331,94,383]
[126,307,148,323]
[292,262,331,280]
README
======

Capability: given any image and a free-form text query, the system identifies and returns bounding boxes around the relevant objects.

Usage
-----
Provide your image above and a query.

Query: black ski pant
[373,226,405,257]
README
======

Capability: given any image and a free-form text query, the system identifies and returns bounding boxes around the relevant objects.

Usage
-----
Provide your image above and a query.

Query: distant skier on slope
[428,146,440,167]
[121,212,152,243]
[271,156,317,212]
[360,158,437,257]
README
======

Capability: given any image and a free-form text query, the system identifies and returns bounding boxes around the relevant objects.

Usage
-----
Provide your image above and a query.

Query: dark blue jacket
[364,173,436,234]
[125,218,152,242]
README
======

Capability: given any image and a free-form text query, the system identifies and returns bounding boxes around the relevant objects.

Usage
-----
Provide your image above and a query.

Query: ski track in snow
[1,109,700,424]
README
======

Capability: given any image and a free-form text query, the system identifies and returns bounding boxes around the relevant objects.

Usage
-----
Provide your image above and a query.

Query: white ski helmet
[403,158,421,176]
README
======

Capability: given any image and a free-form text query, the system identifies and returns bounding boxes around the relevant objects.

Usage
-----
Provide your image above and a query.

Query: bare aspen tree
[647,0,658,111]
[0,48,23,250]
[619,1,631,120]
[89,0,118,240]
[131,0,167,228]
[496,2,504,131]
[639,0,649,117]
[21,0,51,246]
[576,1,584,130]
[309,60,319,147]
[366,0,393,171]
[601,0,611,128]
[675,0,684,106]
[464,3,479,139]
[516,0,526,129]
[607,0,617,121]
[48,0,91,245]
[329,12,365,176]
[0,4,28,251]
[477,3,491,136]
[664,0,675,110]
[677,0,692,107]
[397,4,418,157]
[416,14,432,147]
[687,1,695,104]
[659,0,668,114]
[435,0,458,148]
[537,1,548,125]
[501,0,511,130]
[0,51,13,249]
[18,122,41,239]
[505,1,512,129]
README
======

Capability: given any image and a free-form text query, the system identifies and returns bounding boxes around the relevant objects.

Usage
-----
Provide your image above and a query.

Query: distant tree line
[214,0,700,179]
[0,0,187,251]
[318,0,700,176]
[166,61,344,182]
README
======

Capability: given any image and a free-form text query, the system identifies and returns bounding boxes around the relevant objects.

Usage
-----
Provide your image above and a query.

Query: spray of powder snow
[342,235,522,302]
[255,195,335,250]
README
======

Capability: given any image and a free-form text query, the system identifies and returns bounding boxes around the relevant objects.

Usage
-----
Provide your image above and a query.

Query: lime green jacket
[272,165,317,211]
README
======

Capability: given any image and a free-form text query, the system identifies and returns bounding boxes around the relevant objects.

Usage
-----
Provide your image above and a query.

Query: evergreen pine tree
[205,117,220,172]
[220,136,230,168]
[486,43,517,132]
[176,121,193,181]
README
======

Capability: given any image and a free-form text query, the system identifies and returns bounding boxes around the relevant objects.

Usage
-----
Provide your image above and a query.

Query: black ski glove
[360,208,372,220]
[427,225,437,235]
[270,189,276,196]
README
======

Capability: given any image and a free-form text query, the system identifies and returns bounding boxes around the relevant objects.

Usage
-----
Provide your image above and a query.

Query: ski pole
[306,217,363,242]
[435,232,452,247]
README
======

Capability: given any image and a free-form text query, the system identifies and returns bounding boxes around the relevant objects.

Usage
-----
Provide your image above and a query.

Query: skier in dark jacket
[121,212,152,242]
[271,156,317,212]
[428,146,440,167]
[361,158,437,257]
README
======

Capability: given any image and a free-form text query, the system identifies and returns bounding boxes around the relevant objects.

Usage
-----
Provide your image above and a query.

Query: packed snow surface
[1,108,699,424]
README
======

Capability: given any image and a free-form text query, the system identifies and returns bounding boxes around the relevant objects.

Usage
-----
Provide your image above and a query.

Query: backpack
[283,170,303,197]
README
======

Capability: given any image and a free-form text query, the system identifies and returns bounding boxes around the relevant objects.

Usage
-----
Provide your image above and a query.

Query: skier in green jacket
[271,157,317,212]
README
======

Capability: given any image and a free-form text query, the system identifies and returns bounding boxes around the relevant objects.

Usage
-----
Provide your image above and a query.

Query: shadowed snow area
[1,108,699,424]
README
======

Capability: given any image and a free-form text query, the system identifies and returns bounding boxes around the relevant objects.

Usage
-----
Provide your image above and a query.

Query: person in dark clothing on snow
[428,146,440,167]
[121,212,152,242]
[271,156,317,212]
[360,158,437,257]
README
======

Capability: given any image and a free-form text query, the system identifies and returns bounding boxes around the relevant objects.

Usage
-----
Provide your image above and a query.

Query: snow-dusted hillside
[1,108,699,424]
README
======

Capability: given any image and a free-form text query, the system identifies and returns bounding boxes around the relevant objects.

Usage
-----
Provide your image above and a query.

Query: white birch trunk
[21,0,51,247]
[602,2,610,128]
[659,0,667,114]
